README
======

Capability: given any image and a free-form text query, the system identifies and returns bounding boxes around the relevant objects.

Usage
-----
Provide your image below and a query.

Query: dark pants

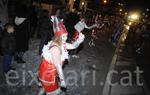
[3,54,12,73]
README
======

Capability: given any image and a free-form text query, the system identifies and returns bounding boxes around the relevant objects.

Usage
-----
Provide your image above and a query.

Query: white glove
[71,33,85,49]
[77,33,85,43]
[54,63,66,88]
[92,23,98,28]
[60,80,66,88]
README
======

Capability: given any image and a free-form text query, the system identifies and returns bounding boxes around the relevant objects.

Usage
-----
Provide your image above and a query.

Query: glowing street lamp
[119,9,122,12]
[103,0,107,4]
[130,13,139,20]
[127,12,140,24]
[81,2,85,6]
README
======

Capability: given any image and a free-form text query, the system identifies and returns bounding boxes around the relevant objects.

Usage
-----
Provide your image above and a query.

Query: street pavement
[103,29,150,95]
[0,31,115,95]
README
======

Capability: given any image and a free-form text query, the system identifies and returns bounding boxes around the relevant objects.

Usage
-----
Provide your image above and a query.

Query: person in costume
[37,16,84,95]
[70,16,98,58]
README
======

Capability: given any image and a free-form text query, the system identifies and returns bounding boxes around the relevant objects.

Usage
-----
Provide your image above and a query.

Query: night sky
[90,0,150,11]
[126,0,150,10]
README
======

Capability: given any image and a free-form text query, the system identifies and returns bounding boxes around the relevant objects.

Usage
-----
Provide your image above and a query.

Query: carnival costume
[38,16,84,95]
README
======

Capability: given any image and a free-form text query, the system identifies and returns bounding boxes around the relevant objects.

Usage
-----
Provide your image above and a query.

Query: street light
[103,0,107,4]
[81,2,85,6]
[119,9,122,12]
[127,12,140,26]
[130,13,139,20]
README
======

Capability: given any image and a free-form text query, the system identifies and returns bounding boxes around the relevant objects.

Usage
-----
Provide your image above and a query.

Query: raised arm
[84,22,97,29]
[66,33,85,50]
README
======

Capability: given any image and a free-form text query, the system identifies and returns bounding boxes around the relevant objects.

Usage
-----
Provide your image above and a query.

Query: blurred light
[119,9,122,12]
[146,9,149,11]
[104,0,107,3]
[127,26,130,30]
[71,9,75,12]
[74,0,76,2]
[118,3,123,6]
[121,33,127,42]
[142,19,145,22]
[125,12,127,15]
[130,13,139,20]
[120,4,123,6]
[81,2,85,6]
[127,12,140,24]
[145,15,148,18]
[128,22,132,26]
[142,13,145,16]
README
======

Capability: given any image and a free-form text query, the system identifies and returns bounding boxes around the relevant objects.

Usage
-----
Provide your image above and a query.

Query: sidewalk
[103,26,150,95]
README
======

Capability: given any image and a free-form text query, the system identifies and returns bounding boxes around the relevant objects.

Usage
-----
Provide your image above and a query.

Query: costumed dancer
[70,16,98,58]
[89,23,104,47]
[89,29,98,47]
[37,16,84,95]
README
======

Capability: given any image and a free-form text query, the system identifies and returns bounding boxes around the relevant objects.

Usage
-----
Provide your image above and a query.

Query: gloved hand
[71,33,85,49]
[54,63,66,89]
[60,80,67,92]
[93,23,98,28]
[60,80,66,88]
[77,33,85,43]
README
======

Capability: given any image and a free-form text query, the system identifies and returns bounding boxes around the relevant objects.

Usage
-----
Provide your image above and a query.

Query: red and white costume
[38,41,68,94]
[38,16,84,95]
[38,16,68,94]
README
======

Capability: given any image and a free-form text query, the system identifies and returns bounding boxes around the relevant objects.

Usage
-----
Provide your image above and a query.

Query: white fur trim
[42,42,53,63]
[42,41,69,62]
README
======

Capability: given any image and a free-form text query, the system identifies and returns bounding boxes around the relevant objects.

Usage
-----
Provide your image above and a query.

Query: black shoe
[61,87,67,92]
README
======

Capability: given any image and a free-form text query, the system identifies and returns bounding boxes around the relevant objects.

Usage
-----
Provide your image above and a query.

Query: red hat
[51,16,67,37]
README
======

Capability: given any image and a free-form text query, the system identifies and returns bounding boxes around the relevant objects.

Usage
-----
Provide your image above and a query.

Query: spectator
[14,2,30,63]
[1,23,16,73]
[38,10,53,55]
